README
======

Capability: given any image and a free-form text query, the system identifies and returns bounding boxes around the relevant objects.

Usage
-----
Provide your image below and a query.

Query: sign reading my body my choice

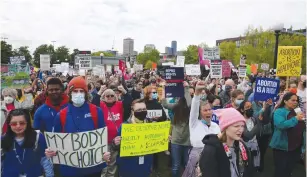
[254,78,280,101]
[44,127,108,168]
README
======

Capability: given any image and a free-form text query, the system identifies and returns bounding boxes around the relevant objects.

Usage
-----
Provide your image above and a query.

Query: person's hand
[45,149,57,158]
[183,81,189,87]
[103,152,111,163]
[168,135,172,142]
[266,99,273,106]
[118,85,127,94]
[195,81,206,96]
[296,112,305,121]
[113,136,121,145]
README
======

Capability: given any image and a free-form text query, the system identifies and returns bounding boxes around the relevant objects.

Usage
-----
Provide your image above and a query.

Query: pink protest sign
[222,60,231,77]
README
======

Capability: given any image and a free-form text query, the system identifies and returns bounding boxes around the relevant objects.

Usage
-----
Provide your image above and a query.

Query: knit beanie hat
[68,76,88,92]
[215,108,246,132]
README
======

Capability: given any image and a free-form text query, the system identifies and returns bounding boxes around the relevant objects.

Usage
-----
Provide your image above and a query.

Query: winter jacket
[199,134,253,177]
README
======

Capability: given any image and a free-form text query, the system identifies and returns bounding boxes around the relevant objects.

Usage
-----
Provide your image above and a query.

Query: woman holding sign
[112,99,154,177]
[1,109,54,177]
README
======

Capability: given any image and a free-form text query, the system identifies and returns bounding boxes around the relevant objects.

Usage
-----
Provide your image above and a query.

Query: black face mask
[245,109,254,117]
[225,85,232,92]
[134,111,148,120]
[190,94,194,98]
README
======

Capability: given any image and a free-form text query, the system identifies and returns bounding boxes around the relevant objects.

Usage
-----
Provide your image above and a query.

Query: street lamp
[100,53,104,64]
[272,23,284,69]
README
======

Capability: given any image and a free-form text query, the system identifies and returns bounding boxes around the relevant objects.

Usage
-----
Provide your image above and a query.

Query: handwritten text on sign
[254,78,280,101]
[44,127,108,168]
[120,122,171,157]
[276,46,302,76]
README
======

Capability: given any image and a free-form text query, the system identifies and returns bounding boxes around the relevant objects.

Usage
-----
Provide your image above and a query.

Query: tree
[32,44,55,67]
[55,46,70,63]
[70,49,79,65]
[136,49,160,65]
[198,42,210,49]
[91,51,114,57]
[13,46,32,63]
[145,60,153,69]
[1,40,13,64]
[219,41,236,60]
[183,45,198,64]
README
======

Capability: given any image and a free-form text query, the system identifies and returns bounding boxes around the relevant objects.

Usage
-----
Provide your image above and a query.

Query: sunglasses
[106,95,115,98]
[10,121,27,127]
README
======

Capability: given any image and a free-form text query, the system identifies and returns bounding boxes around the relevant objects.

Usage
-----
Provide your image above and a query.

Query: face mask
[134,111,148,121]
[235,99,244,106]
[201,95,207,101]
[151,93,158,100]
[201,119,210,126]
[245,109,254,117]
[190,94,194,98]
[4,96,14,104]
[71,92,85,107]
[225,85,232,92]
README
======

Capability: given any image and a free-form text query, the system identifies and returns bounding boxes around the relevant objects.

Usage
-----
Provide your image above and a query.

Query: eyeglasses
[106,95,115,98]
[10,121,27,127]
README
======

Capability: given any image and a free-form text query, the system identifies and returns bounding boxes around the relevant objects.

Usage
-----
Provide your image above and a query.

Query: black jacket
[131,89,142,100]
[199,134,253,177]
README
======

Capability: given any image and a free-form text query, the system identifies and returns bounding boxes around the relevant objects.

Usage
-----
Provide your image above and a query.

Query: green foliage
[136,49,160,65]
[219,41,236,60]
[12,46,32,63]
[1,41,13,64]
[92,51,114,57]
[55,46,70,63]
[145,60,153,69]
[183,45,198,64]
[70,49,79,64]
[32,44,55,67]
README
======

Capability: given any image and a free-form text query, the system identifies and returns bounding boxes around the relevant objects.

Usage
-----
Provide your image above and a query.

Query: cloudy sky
[1,0,306,54]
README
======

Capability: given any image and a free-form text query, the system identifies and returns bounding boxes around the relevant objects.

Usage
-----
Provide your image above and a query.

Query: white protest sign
[61,62,69,72]
[55,65,63,73]
[126,62,131,69]
[106,65,112,72]
[147,110,163,118]
[133,64,143,71]
[239,55,246,65]
[203,47,220,60]
[210,63,222,78]
[44,127,108,168]
[162,62,174,66]
[78,55,92,69]
[79,69,86,76]
[176,56,185,67]
[185,64,201,75]
[238,67,247,77]
[40,54,51,71]
[10,56,25,64]
[261,63,269,71]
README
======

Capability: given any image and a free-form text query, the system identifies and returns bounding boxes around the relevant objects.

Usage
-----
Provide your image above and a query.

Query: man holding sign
[45,76,110,177]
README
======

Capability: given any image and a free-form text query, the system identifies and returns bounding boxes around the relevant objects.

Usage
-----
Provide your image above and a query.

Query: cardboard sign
[120,122,171,157]
[239,54,246,65]
[10,56,25,64]
[147,110,163,118]
[222,60,231,77]
[164,67,184,81]
[1,64,30,89]
[276,46,302,76]
[185,64,201,76]
[261,63,269,71]
[176,56,185,67]
[165,82,184,98]
[254,78,280,101]
[44,127,108,168]
[40,54,51,71]
[210,60,222,78]
[203,47,220,60]
[238,67,247,77]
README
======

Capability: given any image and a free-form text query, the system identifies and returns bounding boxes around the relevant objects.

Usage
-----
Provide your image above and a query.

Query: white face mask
[4,96,14,104]
[71,92,85,107]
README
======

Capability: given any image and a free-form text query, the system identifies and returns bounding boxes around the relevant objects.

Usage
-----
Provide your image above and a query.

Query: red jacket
[100,101,123,144]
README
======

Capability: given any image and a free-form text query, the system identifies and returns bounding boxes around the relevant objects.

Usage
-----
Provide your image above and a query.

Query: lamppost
[100,53,104,64]
[272,23,284,69]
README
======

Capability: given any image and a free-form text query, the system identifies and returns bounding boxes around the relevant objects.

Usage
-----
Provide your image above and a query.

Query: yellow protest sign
[276,46,302,76]
[120,121,171,157]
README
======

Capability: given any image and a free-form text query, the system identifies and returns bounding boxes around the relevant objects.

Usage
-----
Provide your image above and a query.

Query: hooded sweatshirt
[33,94,69,132]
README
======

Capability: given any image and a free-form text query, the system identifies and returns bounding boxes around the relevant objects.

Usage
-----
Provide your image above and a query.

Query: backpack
[59,104,98,132]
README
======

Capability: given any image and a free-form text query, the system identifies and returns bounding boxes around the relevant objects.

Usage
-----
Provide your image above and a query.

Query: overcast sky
[1,0,306,54]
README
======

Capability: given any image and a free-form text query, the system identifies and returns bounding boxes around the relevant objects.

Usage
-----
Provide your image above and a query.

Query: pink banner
[198,47,204,65]
[222,60,231,77]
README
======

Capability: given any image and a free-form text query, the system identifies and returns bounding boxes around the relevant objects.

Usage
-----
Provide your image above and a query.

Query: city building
[165,47,172,55]
[171,41,177,55]
[144,44,156,52]
[123,38,134,56]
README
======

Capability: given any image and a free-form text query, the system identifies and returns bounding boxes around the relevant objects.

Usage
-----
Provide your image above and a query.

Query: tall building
[123,38,134,55]
[165,47,172,55]
[171,41,177,55]
[144,44,156,52]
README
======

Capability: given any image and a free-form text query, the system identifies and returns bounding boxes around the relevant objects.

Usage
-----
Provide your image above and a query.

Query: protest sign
[185,64,201,76]
[106,65,112,72]
[61,62,69,73]
[133,64,143,71]
[126,62,131,69]
[44,127,108,168]
[239,54,246,65]
[157,87,164,99]
[176,56,185,67]
[147,110,163,118]
[238,67,247,77]
[165,82,184,98]
[254,78,280,101]
[10,56,25,64]
[152,63,157,70]
[120,122,171,157]
[251,64,258,74]
[1,64,30,89]
[203,47,220,60]
[162,62,174,66]
[210,60,222,78]
[222,60,231,77]
[164,67,184,81]
[276,46,302,76]
[261,63,269,71]
[40,54,51,71]
[78,55,92,69]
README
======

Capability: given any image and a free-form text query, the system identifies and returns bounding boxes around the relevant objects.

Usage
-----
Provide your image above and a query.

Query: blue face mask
[235,99,244,106]
[201,119,210,126]
[151,93,158,100]
[201,95,207,101]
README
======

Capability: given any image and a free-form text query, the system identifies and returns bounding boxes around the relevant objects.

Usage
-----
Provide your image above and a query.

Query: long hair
[143,85,157,100]
[277,92,297,109]
[1,109,37,152]
[173,97,190,124]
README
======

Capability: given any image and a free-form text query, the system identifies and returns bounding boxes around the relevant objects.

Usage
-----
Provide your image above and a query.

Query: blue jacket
[33,103,68,132]
[2,133,51,177]
[116,124,153,177]
[53,103,107,177]
[269,107,299,151]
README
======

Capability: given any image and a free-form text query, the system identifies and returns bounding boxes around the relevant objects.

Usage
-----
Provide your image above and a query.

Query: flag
[119,60,126,76]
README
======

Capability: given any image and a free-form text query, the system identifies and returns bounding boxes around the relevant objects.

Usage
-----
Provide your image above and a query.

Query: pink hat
[215,108,246,131]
